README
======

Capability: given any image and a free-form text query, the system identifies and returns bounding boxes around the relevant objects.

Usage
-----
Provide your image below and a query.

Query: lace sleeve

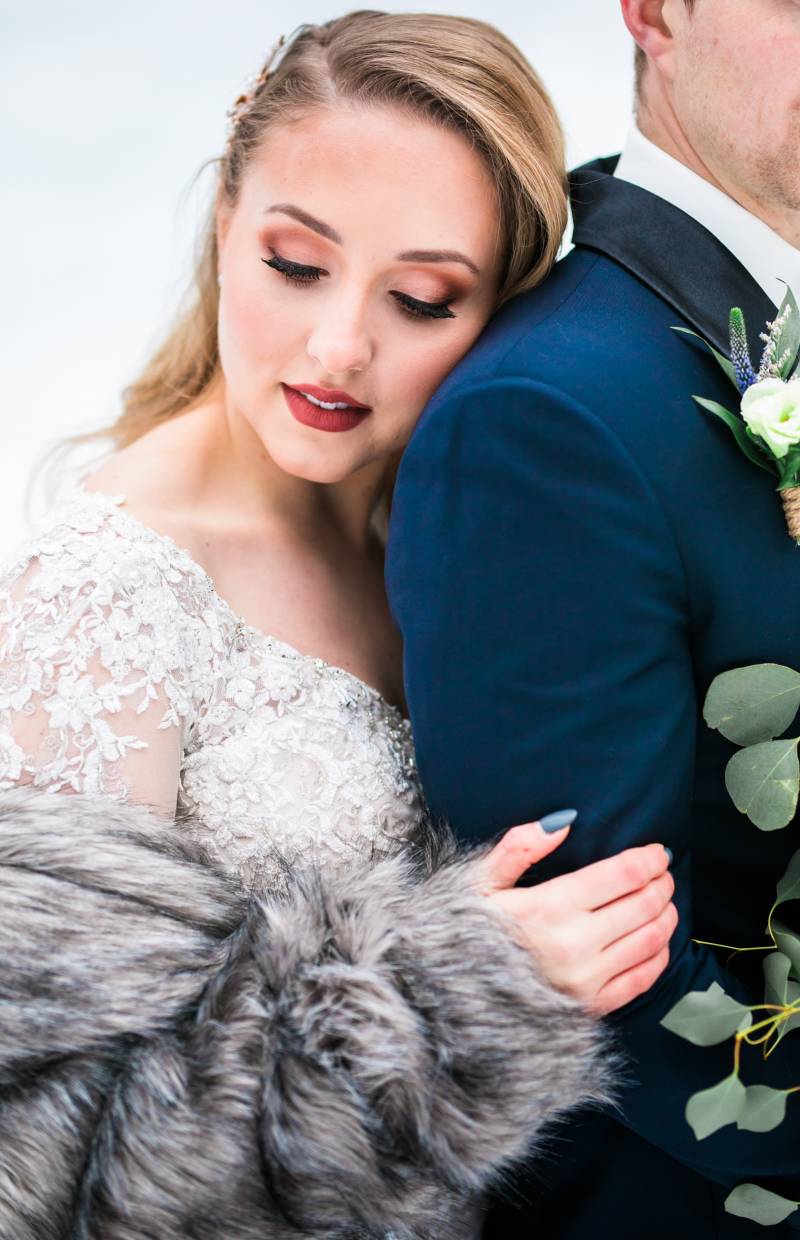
[0,518,219,815]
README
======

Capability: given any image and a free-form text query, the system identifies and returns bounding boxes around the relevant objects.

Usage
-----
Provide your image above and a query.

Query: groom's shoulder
[430,246,682,413]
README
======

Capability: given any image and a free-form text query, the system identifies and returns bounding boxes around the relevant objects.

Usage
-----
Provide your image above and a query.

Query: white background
[1,0,634,555]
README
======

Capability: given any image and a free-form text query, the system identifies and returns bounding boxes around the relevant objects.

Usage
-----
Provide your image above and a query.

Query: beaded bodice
[0,486,424,887]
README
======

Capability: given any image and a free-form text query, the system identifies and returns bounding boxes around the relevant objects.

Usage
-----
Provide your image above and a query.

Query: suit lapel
[569,157,776,358]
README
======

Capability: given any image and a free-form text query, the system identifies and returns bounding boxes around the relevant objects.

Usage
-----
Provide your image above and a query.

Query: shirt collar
[615,125,800,310]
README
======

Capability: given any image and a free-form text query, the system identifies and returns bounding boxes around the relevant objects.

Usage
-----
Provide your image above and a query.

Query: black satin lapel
[569,158,776,358]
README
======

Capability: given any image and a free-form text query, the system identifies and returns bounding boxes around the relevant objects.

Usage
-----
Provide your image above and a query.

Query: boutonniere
[676,287,800,541]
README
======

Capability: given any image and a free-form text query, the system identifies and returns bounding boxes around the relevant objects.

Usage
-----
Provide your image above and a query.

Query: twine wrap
[781,486,800,542]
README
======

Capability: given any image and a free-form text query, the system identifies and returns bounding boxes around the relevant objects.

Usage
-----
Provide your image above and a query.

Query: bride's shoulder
[0,466,215,639]
[81,424,208,558]
[6,476,175,580]
[0,478,229,712]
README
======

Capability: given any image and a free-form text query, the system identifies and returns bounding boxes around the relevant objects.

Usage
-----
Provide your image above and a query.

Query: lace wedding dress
[0,484,425,885]
[0,483,608,1239]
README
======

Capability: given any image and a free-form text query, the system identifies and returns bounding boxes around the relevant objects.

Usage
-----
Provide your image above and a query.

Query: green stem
[766,900,779,945]
[736,1008,795,1060]
[692,938,774,954]
[764,1003,800,1059]
[692,898,786,960]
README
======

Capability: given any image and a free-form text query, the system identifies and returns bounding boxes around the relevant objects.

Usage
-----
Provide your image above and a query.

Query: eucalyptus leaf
[686,1073,746,1140]
[725,738,800,831]
[780,980,800,1044]
[737,1085,789,1133]
[693,397,777,474]
[661,982,752,1046]
[772,920,800,979]
[774,285,800,380]
[764,952,800,1048]
[764,951,792,1007]
[726,1184,799,1226]
[776,990,800,1049]
[704,664,800,746]
[673,326,738,387]
[776,849,800,908]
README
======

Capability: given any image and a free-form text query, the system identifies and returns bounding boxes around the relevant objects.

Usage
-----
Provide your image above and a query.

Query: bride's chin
[265,437,370,486]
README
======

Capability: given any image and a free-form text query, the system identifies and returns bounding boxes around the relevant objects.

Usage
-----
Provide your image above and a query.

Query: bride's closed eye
[261,251,457,321]
[390,291,456,321]
[262,251,325,283]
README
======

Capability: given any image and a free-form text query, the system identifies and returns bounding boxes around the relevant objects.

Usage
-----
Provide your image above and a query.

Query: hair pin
[226,34,287,142]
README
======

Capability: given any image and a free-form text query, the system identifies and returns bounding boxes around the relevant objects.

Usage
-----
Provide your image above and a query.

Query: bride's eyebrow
[397,248,479,275]
[264,204,342,243]
[264,203,479,275]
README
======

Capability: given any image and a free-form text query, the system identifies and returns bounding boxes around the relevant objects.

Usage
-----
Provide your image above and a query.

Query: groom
[387,1,800,1236]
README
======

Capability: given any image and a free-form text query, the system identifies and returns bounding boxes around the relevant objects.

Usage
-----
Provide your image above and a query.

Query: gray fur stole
[0,789,613,1239]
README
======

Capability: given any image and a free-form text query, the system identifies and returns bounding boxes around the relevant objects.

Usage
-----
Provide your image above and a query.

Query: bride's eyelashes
[262,252,324,283]
[261,251,457,321]
[390,291,456,322]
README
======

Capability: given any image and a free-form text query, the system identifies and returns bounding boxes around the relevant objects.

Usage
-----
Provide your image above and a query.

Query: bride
[0,12,676,1238]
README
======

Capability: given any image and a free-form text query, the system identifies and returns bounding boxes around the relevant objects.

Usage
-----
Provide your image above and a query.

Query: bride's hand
[478,819,676,1016]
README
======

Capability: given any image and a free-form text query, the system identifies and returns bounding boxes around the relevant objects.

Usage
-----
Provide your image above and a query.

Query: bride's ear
[621,0,682,81]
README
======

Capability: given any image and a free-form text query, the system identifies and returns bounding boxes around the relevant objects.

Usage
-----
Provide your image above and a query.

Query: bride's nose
[306,298,374,375]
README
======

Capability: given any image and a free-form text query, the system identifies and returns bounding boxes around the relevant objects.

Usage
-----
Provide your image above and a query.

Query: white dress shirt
[615,126,800,309]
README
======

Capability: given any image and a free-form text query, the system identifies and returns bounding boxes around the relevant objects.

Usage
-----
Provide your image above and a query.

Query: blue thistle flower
[729,307,757,393]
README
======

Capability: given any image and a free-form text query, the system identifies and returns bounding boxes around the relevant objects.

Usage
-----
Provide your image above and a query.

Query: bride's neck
[176,400,388,554]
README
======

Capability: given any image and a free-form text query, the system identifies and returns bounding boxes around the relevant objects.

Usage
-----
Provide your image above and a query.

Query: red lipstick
[282,383,373,433]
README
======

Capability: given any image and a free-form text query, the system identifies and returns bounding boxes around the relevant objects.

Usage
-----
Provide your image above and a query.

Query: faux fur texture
[0,789,613,1239]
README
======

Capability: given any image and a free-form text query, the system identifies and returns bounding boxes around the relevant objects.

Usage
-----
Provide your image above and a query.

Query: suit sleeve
[387,375,800,1206]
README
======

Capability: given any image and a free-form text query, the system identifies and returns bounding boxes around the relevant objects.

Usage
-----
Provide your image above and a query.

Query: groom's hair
[634,0,696,94]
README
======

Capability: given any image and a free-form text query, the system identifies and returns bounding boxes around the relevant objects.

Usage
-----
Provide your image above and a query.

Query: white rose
[741,377,800,459]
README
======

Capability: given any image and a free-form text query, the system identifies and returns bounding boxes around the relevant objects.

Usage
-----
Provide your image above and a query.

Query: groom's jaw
[623,0,800,249]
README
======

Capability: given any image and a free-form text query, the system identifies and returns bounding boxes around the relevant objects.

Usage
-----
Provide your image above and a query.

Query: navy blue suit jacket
[387,160,800,1238]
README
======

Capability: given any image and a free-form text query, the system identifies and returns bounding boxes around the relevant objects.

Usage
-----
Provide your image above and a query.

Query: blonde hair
[74,10,567,454]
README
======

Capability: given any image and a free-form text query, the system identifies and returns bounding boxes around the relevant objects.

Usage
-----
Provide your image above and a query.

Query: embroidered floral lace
[0,486,424,887]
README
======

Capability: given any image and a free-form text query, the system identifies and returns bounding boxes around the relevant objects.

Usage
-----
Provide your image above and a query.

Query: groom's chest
[606,342,800,676]
[642,359,800,938]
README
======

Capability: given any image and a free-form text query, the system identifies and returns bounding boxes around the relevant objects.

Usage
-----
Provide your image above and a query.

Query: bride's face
[215,103,503,484]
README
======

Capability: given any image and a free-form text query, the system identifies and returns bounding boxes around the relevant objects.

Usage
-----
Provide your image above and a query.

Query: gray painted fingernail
[540,808,578,833]
[665,847,673,864]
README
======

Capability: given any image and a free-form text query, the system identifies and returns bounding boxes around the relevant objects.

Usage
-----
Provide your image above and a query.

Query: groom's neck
[636,87,800,251]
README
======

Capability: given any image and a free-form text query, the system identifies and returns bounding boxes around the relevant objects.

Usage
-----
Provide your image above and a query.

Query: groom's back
[398,232,797,976]
[388,182,800,1236]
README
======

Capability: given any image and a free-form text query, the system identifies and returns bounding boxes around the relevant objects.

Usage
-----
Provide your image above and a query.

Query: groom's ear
[621,0,685,83]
